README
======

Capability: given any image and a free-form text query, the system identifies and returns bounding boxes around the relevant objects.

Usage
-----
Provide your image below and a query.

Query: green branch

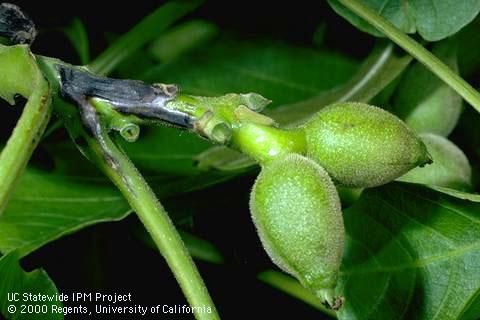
[0,46,52,214]
[337,0,480,113]
[36,57,219,319]
[81,132,220,320]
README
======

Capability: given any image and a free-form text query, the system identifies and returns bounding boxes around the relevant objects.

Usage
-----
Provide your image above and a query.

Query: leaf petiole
[337,0,480,113]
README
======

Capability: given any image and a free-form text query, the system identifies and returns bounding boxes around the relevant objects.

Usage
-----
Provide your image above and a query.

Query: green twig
[79,127,219,320]
[337,0,480,113]
[165,93,305,164]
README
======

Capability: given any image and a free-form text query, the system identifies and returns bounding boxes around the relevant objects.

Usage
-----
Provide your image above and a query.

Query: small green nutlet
[250,154,344,309]
[304,102,431,188]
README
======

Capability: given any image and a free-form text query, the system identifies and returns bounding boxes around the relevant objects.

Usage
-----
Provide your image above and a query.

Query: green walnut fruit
[250,153,344,309]
[304,102,431,188]
[399,133,472,190]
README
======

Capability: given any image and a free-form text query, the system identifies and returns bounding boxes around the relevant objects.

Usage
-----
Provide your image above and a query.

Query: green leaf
[88,0,203,75]
[141,38,358,106]
[269,41,412,126]
[426,186,480,202]
[111,20,218,79]
[63,18,90,65]
[119,126,211,176]
[338,182,480,320]
[0,167,130,256]
[0,252,63,320]
[178,230,224,264]
[148,20,218,63]
[327,0,480,41]
[392,39,462,136]
[194,147,256,172]
[0,139,239,256]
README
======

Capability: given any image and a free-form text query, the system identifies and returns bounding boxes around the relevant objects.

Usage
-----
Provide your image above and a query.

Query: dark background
[2,1,373,319]
[16,0,373,62]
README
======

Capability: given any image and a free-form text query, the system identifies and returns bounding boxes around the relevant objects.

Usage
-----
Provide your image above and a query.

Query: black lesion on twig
[0,3,36,45]
[56,65,194,193]
[57,65,193,128]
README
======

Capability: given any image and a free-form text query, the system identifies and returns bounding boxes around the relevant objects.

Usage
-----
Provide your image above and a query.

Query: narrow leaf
[148,20,218,62]
[88,0,203,75]
[63,18,90,65]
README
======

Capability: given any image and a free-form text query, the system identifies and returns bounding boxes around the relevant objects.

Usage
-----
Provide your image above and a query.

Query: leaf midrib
[340,237,480,276]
